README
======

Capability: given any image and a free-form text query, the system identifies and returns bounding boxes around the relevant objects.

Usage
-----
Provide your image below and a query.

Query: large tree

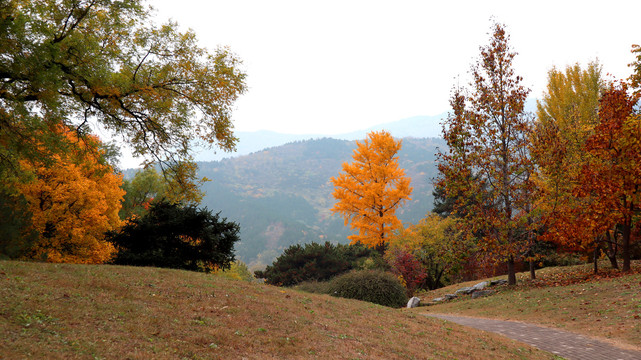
[0,0,246,190]
[331,130,412,249]
[530,63,609,268]
[436,23,534,285]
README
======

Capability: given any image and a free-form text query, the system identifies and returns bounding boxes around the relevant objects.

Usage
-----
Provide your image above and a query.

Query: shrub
[387,248,427,297]
[254,241,387,286]
[328,270,407,308]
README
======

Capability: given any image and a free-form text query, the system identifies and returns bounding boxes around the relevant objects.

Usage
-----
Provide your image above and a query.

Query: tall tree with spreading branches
[0,0,246,194]
[436,22,534,285]
[331,130,412,249]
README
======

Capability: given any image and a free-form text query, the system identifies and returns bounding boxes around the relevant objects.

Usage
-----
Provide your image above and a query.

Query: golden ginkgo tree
[330,130,412,249]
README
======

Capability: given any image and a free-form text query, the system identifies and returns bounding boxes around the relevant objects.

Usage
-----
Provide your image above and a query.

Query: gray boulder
[472,281,489,291]
[432,297,444,302]
[454,286,475,295]
[444,294,457,300]
[407,297,421,308]
[471,290,494,299]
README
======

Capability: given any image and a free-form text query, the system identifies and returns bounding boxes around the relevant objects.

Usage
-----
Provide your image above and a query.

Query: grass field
[0,260,556,359]
[417,260,641,350]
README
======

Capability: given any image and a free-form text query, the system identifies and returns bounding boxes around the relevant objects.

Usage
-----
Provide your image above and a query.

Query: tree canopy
[0,0,246,189]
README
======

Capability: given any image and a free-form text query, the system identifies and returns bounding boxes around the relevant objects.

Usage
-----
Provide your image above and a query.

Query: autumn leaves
[333,23,640,286]
[330,131,412,249]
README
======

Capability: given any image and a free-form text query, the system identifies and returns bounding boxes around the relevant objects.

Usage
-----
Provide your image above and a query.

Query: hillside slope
[0,260,555,359]
[197,137,445,268]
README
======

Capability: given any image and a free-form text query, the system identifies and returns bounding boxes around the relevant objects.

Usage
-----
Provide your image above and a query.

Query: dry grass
[0,260,558,359]
[417,260,641,349]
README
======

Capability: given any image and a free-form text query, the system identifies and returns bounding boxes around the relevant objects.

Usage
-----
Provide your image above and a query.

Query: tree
[530,62,609,270]
[15,125,124,264]
[0,0,246,190]
[331,130,412,249]
[387,213,470,290]
[576,82,640,272]
[107,200,239,272]
[436,23,534,285]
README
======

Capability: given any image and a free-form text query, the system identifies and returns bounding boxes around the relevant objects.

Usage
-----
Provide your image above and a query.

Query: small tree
[107,200,239,272]
[331,130,412,249]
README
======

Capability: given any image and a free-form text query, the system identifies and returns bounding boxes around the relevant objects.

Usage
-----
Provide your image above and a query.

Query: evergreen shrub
[328,270,407,308]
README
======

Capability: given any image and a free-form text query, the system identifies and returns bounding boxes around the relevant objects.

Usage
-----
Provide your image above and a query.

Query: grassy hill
[418,261,641,349]
[197,137,445,269]
[0,260,555,359]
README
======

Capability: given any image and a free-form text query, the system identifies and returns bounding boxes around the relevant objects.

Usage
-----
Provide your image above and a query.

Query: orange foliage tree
[17,126,124,264]
[575,82,640,271]
[331,130,412,249]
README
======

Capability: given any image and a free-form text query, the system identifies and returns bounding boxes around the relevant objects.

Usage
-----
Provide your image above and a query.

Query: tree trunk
[605,231,618,270]
[507,256,516,285]
[529,260,536,280]
[622,222,631,272]
[593,246,599,274]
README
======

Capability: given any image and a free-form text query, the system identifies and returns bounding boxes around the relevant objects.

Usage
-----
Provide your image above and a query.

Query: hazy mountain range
[193,113,446,162]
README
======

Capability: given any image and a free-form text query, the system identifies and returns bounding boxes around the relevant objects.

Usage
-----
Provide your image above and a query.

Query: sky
[149,0,641,136]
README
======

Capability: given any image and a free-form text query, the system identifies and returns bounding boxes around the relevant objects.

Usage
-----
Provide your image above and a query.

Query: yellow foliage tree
[17,126,124,264]
[331,130,412,248]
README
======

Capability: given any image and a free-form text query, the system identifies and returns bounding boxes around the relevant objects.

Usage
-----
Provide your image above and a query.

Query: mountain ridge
[194,112,446,162]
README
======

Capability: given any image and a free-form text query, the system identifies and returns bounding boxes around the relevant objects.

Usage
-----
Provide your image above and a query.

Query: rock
[471,290,494,299]
[432,297,444,302]
[444,294,457,300]
[472,281,489,291]
[407,297,421,308]
[454,286,474,295]
[490,279,508,286]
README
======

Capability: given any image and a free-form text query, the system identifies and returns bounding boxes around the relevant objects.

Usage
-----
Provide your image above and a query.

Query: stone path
[423,313,641,360]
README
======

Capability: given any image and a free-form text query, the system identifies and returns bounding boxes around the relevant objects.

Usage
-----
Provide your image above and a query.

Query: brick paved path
[423,313,641,360]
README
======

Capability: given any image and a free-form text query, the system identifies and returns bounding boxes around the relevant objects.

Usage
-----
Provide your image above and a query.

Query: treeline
[434,23,640,286]
[258,23,641,300]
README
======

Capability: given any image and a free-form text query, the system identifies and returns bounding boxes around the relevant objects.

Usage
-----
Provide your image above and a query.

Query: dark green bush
[254,241,386,286]
[328,270,407,308]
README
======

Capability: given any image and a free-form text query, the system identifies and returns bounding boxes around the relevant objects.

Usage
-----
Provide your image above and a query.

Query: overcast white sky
[149,0,639,136]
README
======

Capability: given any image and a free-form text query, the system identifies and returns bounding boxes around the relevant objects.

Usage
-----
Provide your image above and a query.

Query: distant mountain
[194,113,447,162]
[196,137,446,269]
